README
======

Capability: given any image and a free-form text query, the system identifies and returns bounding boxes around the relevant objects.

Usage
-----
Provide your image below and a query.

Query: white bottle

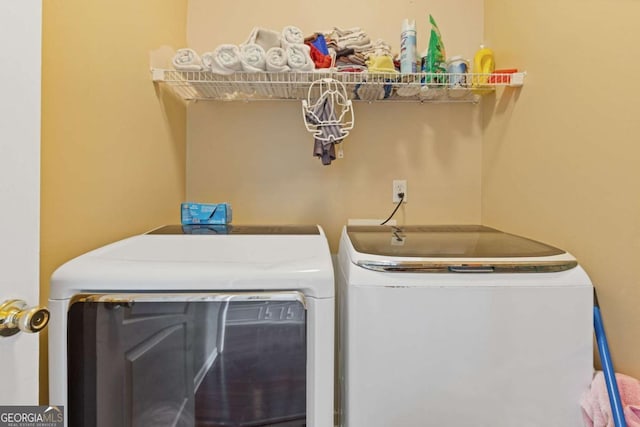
[401,19,417,74]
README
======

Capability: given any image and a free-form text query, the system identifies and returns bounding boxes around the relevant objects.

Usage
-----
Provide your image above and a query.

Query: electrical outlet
[392,180,407,203]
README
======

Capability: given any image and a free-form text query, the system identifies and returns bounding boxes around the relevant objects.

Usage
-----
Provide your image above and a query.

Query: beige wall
[40,0,188,401]
[186,0,485,251]
[483,1,640,378]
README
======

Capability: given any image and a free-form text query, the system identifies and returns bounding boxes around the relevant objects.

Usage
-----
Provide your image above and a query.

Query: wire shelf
[151,69,525,103]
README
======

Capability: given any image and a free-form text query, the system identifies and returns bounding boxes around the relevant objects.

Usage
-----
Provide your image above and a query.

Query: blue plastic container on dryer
[181,202,232,225]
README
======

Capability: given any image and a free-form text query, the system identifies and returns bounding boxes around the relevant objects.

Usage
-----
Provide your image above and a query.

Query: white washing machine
[337,225,593,427]
[48,224,334,427]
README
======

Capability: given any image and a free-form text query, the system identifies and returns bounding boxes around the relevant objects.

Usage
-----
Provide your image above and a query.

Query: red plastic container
[488,68,518,84]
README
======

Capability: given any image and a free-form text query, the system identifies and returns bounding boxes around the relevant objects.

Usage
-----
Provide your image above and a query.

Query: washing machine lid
[345,225,577,273]
[50,225,334,300]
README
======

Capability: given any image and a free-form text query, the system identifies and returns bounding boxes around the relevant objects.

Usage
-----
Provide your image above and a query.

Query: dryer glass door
[67,292,307,427]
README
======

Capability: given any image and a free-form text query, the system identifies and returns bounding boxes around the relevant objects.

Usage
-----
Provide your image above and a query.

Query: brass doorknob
[0,299,50,337]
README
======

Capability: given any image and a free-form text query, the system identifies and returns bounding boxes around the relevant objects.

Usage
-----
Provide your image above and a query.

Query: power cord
[380,192,404,225]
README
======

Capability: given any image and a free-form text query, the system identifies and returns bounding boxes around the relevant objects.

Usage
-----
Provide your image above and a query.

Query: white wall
[0,0,42,404]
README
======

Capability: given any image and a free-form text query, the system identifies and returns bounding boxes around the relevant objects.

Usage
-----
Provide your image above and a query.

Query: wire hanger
[301,78,354,142]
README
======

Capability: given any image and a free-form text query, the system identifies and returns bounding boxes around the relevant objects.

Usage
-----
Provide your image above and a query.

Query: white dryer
[337,225,593,427]
[48,224,334,427]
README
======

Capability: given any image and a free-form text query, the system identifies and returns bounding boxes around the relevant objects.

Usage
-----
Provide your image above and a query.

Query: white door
[0,0,43,405]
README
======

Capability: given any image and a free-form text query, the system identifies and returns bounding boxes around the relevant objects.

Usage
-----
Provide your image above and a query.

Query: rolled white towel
[281,25,304,48]
[172,48,203,71]
[287,44,314,71]
[240,43,266,72]
[209,44,243,75]
[201,52,214,71]
[245,27,282,51]
[265,47,290,72]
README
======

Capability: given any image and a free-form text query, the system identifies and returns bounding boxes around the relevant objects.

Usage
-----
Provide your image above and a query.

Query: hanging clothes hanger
[301,77,354,142]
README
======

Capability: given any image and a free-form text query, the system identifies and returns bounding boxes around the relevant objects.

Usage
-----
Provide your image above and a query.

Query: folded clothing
[324,30,393,72]
[306,42,332,69]
[287,44,314,71]
[581,371,640,427]
[366,39,393,57]
[314,35,329,55]
[336,65,367,73]
[324,26,363,41]
[325,27,370,50]
[245,27,282,51]
[336,53,366,67]
[336,47,355,58]
[209,44,243,75]
[265,47,290,72]
[172,48,203,71]
[366,55,398,74]
[239,43,266,72]
[305,33,329,55]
